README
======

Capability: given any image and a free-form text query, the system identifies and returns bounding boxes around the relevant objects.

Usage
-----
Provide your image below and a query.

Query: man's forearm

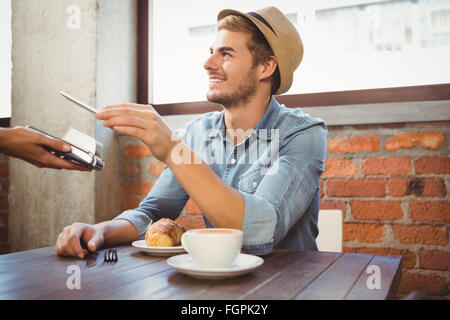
[96,219,139,246]
[165,142,245,229]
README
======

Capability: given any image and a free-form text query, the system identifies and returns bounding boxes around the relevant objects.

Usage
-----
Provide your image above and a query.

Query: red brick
[393,225,448,245]
[122,163,141,177]
[388,178,409,197]
[124,145,152,158]
[121,196,142,211]
[384,132,445,152]
[362,157,411,176]
[418,250,450,271]
[351,201,403,221]
[388,178,447,197]
[410,200,450,223]
[327,135,380,154]
[420,132,446,150]
[398,272,448,296]
[323,158,356,177]
[320,200,347,216]
[415,156,450,174]
[342,247,358,253]
[347,247,416,269]
[122,180,154,196]
[326,179,386,197]
[343,223,386,243]
[185,199,202,215]
[148,161,165,176]
[422,178,447,197]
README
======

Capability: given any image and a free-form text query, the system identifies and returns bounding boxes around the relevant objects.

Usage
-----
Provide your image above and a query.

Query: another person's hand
[55,222,104,259]
[96,104,180,164]
[0,126,90,171]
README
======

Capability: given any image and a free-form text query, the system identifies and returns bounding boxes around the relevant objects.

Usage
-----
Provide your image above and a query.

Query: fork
[104,249,118,263]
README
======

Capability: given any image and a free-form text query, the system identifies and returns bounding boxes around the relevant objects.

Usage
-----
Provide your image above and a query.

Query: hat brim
[217,9,292,95]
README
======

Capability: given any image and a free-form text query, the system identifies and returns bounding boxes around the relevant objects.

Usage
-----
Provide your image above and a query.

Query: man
[56,7,327,259]
[0,126,90,171]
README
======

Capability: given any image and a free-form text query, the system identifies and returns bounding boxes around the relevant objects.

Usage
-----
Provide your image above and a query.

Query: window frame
[138,0,450,118]
[0,118,10,128]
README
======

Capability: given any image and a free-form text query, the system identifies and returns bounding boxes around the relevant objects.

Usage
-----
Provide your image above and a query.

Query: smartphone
[25,126,103,170]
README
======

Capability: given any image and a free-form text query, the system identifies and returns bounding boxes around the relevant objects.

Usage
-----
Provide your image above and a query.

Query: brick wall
[120,136,206,231]
[120,121,449,299]
[323,121,449,299]
[0,154,10,254]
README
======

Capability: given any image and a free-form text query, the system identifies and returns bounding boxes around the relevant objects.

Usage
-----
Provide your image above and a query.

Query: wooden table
[0,245,402,300]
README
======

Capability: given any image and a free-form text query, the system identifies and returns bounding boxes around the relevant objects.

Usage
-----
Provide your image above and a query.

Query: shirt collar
[252,96,280,140]
[208,111,226,138]
[208,96,281,141]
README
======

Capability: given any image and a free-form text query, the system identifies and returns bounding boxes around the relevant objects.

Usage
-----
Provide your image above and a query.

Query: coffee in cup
[181,228,243,268]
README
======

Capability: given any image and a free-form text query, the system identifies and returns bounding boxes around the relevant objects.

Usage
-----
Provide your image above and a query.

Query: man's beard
[206,68,258,108]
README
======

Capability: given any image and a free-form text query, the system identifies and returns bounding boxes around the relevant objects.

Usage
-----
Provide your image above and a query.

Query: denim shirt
[114,97,327,256]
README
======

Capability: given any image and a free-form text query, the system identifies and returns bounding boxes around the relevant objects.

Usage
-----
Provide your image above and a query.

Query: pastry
[145,218,186,247]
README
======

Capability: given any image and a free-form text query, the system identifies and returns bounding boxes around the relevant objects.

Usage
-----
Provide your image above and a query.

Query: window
[0,0,11,118]
[149,0,450,105]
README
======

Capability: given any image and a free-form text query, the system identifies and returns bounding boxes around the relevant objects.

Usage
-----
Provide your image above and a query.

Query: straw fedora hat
[217,6,303,95]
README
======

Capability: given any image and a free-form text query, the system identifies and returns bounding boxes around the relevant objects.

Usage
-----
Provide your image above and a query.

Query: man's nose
[203,53,218,71]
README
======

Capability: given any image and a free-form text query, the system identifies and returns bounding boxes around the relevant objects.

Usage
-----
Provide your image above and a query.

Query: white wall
[10,0,137,251]
[0,0,11,118]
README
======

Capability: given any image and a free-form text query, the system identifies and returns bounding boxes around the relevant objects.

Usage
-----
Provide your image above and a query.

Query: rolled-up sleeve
[113,121,200,238]
[113,209,153,239]
[113,167,189,239]
[240,192,277,255]
[240,125,327,255]
[113,165,189,239]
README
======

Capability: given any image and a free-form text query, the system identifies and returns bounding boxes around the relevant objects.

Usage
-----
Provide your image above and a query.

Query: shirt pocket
[238,165,268,194]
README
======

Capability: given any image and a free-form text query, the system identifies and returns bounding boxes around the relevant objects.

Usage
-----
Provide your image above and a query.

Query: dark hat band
[247,11,277,37]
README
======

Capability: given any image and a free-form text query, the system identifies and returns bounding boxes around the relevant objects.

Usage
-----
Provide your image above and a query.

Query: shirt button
[230,158,236,164]
[252,181,257,187]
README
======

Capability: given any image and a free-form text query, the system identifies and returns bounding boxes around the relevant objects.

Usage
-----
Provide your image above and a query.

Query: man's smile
[208,74,226,85]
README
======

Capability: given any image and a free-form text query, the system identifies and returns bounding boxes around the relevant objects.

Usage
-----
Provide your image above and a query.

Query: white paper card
[63,128,97,154]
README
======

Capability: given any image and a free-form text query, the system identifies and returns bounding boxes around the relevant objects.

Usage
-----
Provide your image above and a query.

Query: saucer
[166,253,264,279]
[132,240,186,256]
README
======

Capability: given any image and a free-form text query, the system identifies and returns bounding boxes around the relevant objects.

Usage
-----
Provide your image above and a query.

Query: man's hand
[56,222,105,259]
[96,104,180,164]
[0,126,91,171]
[96,104,245,230]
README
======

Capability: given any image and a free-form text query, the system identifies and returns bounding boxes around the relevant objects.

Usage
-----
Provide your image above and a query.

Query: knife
[81,241,98,267]
[85,251,98,268]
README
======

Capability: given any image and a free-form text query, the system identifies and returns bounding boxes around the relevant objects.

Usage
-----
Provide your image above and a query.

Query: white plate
[132,240,186,256]
[166,253,264,279]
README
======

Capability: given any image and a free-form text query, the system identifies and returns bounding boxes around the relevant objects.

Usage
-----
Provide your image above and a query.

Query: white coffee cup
[181,228,243,268]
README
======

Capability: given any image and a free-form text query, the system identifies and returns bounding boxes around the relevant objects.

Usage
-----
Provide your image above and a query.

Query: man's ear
[258,56,277,81]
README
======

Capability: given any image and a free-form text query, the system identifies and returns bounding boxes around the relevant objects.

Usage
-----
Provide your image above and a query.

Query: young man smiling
[56,7,327,259]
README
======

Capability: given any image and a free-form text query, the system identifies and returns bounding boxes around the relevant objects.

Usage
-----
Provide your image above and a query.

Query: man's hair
[217,15,281,95]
